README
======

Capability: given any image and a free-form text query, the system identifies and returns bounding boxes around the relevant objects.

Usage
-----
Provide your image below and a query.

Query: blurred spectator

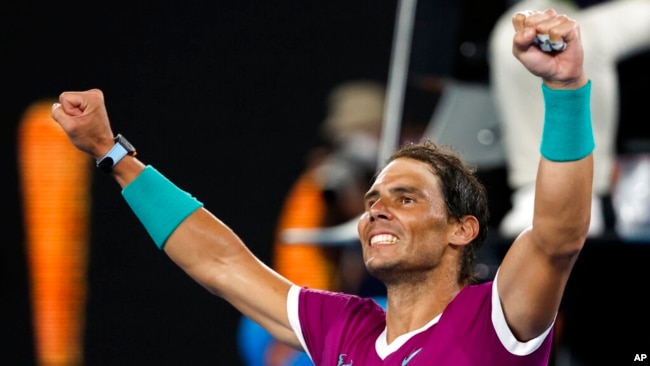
[488,0,650,238]
[237,80,388,366]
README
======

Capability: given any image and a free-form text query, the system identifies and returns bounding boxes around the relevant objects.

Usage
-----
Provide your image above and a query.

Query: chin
[366,261,395,283]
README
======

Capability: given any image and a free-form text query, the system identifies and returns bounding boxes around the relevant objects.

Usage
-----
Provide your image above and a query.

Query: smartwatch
[96,134,137,174]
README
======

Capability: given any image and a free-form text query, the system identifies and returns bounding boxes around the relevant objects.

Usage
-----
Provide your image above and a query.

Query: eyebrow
[364,186,421,202]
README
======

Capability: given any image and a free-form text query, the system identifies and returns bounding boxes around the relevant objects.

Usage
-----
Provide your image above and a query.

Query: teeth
[370,234,397,245]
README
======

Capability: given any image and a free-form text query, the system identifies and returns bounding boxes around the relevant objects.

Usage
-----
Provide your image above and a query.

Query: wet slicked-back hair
[382,139,490,285]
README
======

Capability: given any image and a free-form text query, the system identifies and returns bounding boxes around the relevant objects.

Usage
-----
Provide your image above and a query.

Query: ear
[449,215,479,246]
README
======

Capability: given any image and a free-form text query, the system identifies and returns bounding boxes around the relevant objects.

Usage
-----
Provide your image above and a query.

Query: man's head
[358,140,489,286]
[321,80,385,146]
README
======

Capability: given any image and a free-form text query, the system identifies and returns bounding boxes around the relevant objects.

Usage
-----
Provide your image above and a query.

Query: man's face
[357,157,456,281]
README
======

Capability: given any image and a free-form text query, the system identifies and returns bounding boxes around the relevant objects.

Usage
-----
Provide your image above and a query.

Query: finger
[550,17,578,46]
[536,14,570,41]
[512,10,535,32]
[58,91,87,117]
[544,21,576,52]
[528,12,574,52]
[515,8,553,27]
[512,11,541,52]
[51,102,65,123]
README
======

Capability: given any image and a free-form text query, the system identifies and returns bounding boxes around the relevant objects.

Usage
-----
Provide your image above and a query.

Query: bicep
[497,229,578,341]
[163,208,301,347]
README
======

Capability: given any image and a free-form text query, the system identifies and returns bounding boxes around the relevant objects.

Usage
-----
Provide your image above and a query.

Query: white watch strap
[98,142,128,168]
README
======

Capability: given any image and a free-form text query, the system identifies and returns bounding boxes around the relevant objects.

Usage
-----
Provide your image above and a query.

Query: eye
[400,196,414,205]
[365,199,376,209]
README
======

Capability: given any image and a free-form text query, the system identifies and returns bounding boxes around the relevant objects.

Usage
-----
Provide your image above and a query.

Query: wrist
[542,73,588,91]
[540,80,594,161]
[122,165,203,249]
[96,134,137,174]
[112,157,146,188]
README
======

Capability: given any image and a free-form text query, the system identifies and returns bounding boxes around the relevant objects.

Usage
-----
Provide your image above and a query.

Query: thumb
[50,102,65,124]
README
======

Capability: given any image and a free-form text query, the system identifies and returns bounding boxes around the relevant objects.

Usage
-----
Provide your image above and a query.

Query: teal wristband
[122,165,203,249]
[540,80,595,161]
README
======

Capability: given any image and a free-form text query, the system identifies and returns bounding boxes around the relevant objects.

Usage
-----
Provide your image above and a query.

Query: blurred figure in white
[488,0,650,238]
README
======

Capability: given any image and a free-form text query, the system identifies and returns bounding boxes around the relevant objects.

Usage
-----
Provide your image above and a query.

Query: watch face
[116,134,136,154]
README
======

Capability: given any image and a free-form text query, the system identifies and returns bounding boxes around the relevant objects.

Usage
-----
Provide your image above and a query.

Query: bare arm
[50,91,302,349]
[497,9,593,341]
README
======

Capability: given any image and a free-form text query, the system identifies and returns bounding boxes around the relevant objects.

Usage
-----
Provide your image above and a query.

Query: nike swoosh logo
[402,347,423,366]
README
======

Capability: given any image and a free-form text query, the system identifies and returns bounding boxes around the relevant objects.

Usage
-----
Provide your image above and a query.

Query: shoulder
[297,286,385,314]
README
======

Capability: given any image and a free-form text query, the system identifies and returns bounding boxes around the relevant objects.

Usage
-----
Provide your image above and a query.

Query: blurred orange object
[272,167,339,291]
[17,99,92,365]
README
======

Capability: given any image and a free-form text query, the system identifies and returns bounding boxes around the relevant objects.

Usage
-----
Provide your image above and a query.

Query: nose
[368,198,392,221]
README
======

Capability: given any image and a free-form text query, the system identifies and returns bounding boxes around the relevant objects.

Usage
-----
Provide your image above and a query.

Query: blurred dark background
[2,1,648,365]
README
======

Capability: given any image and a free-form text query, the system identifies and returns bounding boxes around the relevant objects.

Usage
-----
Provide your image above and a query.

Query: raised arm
[50,90,301,349]
[496,9,594,341]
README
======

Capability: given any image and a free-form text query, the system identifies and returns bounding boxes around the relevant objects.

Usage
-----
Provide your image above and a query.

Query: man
[51,9,593,365]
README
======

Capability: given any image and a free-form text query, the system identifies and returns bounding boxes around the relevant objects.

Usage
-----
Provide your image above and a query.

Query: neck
[383,276,463,344]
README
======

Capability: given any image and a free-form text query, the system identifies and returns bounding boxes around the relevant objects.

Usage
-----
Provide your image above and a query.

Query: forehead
[372,157,438,189]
